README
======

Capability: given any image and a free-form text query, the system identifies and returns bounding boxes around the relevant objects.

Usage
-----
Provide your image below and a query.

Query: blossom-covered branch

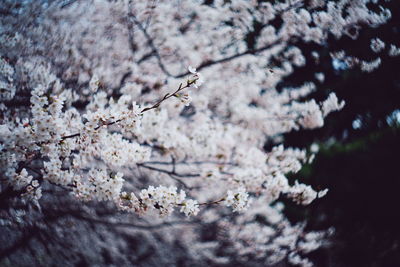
[0,0,395,265]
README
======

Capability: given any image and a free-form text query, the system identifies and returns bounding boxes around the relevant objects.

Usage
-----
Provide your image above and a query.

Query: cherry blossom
[0,0,394,265]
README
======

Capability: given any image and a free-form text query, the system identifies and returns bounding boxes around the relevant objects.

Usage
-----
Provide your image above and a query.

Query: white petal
[188,66,197,73]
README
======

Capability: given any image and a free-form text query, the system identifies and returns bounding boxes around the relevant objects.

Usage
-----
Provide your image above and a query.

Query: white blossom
[89,74,100,92]
[176,92,192,106]
[12,169,33,190]
[187,66,204,88]
[180,199,200,216]
[315,72,325,83]
[361,57,382,73]
[224,187,251,212]
[370,38,385,53]
[322,93,345,117]
[389,44,400,57]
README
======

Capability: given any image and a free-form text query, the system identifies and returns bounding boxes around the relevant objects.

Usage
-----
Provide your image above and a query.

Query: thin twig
[129,11,173,77]
[136,163,200,178]
[61,80,195,141]
[142,160,237,166]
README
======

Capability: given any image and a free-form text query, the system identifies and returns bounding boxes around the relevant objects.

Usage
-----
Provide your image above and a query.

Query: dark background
[277,1,400,266]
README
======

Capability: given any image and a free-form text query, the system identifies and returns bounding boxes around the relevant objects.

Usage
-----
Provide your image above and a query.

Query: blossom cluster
[0,0,396,265]
[224,187,250,212]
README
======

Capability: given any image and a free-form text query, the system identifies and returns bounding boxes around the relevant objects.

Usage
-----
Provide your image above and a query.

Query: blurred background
[279,1,400,266]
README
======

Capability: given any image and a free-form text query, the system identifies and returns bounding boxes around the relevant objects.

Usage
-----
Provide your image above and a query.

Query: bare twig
[128,11,173,77]
[142,160,237,166]
[136,163,200,178]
